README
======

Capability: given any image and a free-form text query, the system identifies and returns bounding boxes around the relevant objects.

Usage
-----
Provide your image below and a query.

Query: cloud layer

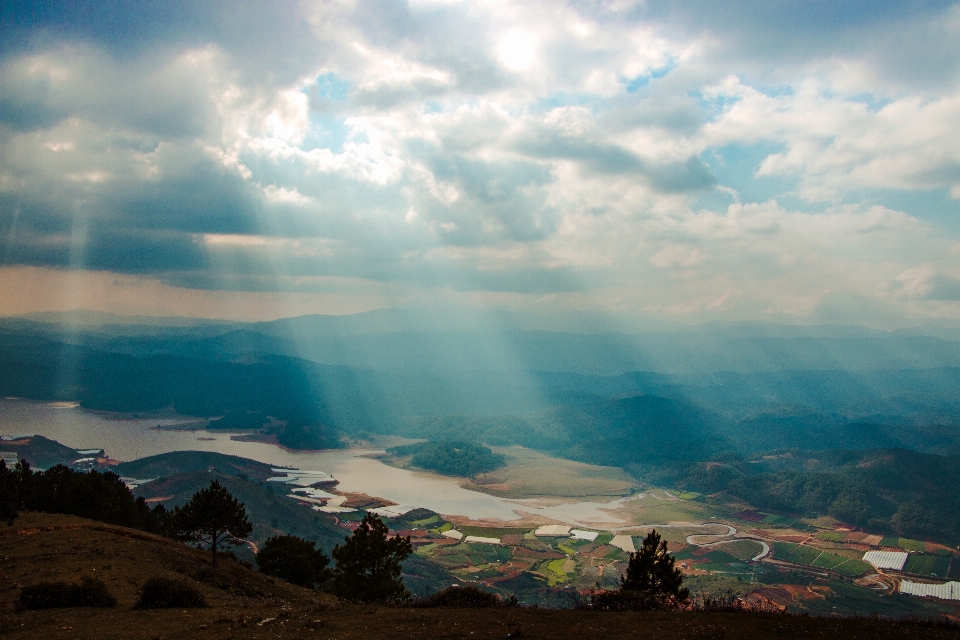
[2,0,960,325]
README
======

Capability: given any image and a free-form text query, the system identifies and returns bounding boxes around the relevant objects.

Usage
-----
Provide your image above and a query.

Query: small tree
[331,512,412,602]
[175,480,252,568]
[257,534,332,589]
[620,529,688,605]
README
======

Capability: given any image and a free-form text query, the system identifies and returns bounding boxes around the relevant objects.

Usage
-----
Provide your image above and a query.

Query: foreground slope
[2,513,959,639]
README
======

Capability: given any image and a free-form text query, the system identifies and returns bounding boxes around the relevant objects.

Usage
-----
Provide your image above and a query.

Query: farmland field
[772,542,872,577]
[898,538,927,552]
[903,554,952,578]
[459,526,529,538]
[713,539,765,561]
[762,514,798,528]
[816,531,846,542]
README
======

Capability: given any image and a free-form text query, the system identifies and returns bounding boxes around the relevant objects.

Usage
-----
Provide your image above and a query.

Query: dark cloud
[0,0,327,88]
[417,152,556,245]
[514,129,715,191]
[0,226,207,273]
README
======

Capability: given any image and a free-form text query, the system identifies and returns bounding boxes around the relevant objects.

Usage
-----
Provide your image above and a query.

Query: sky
[2,0,960,327]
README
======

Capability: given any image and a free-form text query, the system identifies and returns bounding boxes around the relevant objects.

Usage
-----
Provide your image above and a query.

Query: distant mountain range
[3,310,960,547]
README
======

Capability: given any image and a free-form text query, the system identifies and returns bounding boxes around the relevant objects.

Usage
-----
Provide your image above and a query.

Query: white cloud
[3,0,960,325]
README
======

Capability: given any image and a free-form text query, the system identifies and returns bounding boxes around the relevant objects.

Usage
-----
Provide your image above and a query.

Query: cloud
[2,0,960,327]
[896,267,960,301]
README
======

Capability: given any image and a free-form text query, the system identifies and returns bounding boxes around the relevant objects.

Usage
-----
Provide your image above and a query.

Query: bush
[133,577,207,609]
[18,577,117,610]
[417,585,507,608]
[581,589,684,611]
[256,534,331,589]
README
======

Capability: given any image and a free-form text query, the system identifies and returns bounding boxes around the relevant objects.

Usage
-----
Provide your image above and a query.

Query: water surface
[0,399,628,524]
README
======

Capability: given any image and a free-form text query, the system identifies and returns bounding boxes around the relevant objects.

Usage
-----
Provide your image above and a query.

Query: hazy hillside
[4,313,960,490]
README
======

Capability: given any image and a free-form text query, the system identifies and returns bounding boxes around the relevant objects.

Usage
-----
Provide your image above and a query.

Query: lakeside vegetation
[386,441,506,477]
[679,449,960,546]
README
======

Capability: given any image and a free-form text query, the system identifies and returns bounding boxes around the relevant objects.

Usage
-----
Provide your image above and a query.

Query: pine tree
[257,534,332,589]
[175,480,252,568]
[620,529,689,604]
[331,513,412,602]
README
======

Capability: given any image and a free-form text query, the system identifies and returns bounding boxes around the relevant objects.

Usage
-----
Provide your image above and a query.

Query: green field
[545,558,571,586]
[408,513,443,527]
[712,539,765,561]
[463,543,512,565]
[762,514,797,528]
[816,531,845,542]
[904,554,952,578]
[899,538,927,552]
[772,542,872,577]
[594,532,613,545]
[432,553,470,568]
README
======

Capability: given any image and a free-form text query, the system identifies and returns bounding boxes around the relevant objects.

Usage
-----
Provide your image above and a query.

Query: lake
[0,399,629,526]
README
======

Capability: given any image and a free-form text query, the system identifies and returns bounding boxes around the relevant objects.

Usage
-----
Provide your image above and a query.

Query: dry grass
[1,513,959,640]
[466,446,637,499]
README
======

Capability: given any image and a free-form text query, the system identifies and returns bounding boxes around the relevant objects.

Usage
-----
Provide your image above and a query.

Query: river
[0,399,628,525]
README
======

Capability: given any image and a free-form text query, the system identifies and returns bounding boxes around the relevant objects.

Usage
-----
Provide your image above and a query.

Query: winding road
[606,521,771,562]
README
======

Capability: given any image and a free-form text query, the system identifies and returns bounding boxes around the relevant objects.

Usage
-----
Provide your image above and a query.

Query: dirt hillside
[1,513,958,640]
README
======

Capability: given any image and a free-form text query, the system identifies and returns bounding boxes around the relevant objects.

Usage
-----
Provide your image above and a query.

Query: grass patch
[416,585,508,608]
[133,577,207,609]
[430,522,454,534]
[467,446,637,498]
[409,514,442,527]
[18,578,116,610]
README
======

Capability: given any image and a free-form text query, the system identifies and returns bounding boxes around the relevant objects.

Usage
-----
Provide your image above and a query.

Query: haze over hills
[4,310,960,547]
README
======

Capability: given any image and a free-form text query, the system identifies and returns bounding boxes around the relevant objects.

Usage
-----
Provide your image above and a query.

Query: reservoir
[0,399,627,525]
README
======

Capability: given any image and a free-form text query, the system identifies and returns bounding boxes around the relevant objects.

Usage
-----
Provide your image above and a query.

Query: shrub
[18,577,117,610]
[257,534,331,589]
[417,585,506,608]
[581,589,684,611]
[133,577,207,609]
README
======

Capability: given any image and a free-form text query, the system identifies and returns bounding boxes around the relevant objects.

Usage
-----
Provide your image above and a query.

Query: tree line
[0,460,414,602]
[680,448,960,545]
